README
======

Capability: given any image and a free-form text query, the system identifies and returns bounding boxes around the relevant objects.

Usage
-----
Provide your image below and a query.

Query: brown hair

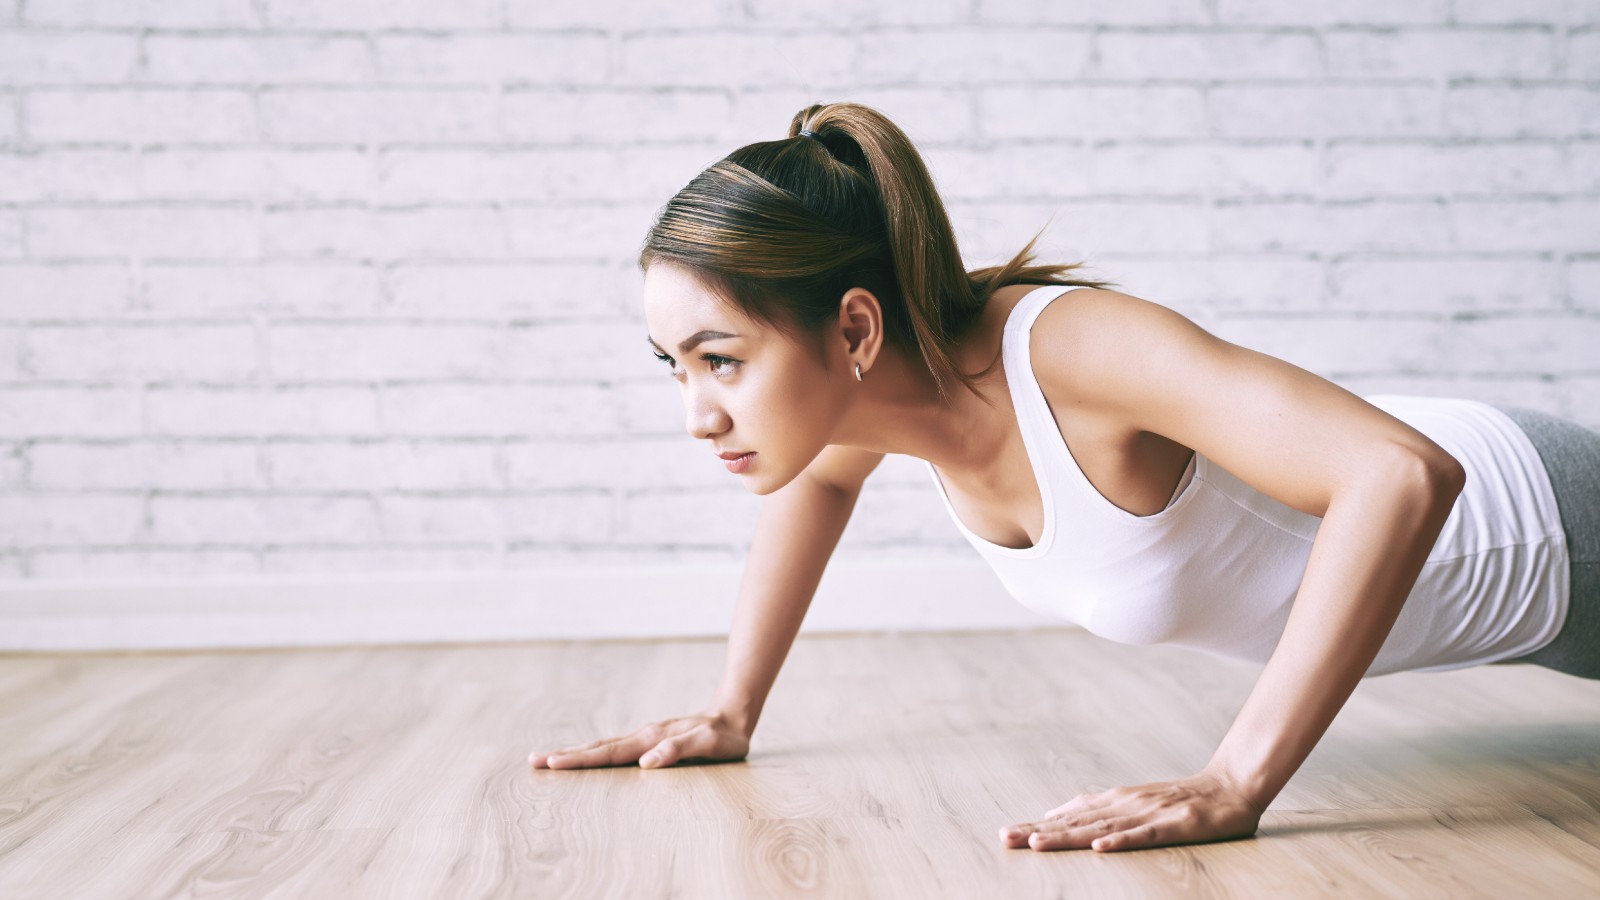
[637,101,1118,405]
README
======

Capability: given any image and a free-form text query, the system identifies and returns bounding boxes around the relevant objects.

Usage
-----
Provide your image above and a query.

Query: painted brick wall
[1,0,1596,581]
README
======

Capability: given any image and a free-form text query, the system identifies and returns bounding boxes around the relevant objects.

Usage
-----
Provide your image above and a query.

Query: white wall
[0,0,1597,645]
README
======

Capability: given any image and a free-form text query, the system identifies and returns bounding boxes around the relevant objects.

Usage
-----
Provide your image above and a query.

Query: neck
[827,340,1006,473]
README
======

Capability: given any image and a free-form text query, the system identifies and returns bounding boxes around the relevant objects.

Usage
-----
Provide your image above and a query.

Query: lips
[717,451,752,460]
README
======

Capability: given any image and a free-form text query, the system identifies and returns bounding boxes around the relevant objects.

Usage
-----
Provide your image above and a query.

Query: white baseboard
[0,558,1067,653]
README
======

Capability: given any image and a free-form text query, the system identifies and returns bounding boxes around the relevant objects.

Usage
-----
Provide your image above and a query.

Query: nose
[683,384,730,441]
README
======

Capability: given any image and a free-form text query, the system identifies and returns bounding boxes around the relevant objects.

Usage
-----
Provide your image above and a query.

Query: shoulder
[1029,287,1219,417]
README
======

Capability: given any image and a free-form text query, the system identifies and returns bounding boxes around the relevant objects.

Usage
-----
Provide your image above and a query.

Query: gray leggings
[1491,405,1600,680]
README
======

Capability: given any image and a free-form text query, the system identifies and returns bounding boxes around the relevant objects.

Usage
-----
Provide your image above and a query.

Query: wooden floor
[2,629,1598,899]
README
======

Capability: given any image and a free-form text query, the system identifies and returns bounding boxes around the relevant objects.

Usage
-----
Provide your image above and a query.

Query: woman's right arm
[530,445,884,770]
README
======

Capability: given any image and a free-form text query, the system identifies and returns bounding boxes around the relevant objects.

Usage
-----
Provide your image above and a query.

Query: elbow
[1389,444,1466,505]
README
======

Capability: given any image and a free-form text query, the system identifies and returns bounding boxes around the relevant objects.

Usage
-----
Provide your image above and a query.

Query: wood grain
[1,630,1597,898]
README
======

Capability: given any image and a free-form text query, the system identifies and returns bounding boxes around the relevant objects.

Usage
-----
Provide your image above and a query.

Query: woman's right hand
[528,710,751,770]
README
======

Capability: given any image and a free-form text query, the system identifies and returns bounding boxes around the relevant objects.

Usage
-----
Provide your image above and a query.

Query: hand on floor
[1000,770,1263,852]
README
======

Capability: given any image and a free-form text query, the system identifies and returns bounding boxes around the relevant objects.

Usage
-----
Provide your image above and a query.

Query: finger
[1027,817,1131,852]
[1092,821,1162,853]
[545,738,645,769]
[641,727,706,768]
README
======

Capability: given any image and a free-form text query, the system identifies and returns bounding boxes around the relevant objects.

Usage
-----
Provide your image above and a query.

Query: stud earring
[854,362,864,382]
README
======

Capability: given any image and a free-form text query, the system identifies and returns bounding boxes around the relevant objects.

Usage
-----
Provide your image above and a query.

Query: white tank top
[926,285,1570,677]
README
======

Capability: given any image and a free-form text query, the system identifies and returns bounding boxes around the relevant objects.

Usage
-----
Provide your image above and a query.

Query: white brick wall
[1,0,1596,582]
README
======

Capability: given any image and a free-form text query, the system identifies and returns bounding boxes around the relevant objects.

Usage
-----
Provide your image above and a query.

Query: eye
[702,353,740,376]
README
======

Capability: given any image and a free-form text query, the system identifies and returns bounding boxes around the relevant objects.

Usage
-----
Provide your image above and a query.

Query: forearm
[1205,452,1464,810]
[711,479,859,737]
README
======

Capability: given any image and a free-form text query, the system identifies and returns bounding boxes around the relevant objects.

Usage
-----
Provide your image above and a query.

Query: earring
[854,362,864,382]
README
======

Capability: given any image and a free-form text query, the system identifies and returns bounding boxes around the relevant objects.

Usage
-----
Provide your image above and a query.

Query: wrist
[1201,756,1277,816]
[707,699,759,739]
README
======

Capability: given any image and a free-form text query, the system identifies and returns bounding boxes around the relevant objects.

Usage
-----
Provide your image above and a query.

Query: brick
[0,442,21,489]
[979,86,1208,139]
[750,0,970,25]
[28,324,258,381]
[259,545,498,575]
[0,494,144,545]
[849,484,970,543]
[1560,375,1600,428]
[618,378,687,437]
[503,202,664,259]
[1095,30,1318,80]
[142,264,379,316]
[143,35,372,85]
[0,33,139,83]
[1445,85,1600,138]
[0,149,141,203]
[1453,0,1596,25]
[506,319,660,381]
[958,199,1210,257]
[1092,255,1325,312]
[24,0,257,27]
[0,264,128,318]
[1215,0,1450,25]
[1448,314,1600,374]
[31,548,260,578]
[259,88,497,144]
[506,436,724,490]
[27,89,256,144]
[1211,85,1442,139]
[1326,141,1566,196]
[855,29,1092,84]
[1091,142,1319,197]
[267,440,498,490]
[923,143,1091,200]
[1572,140,1600,192]
[30,440,263,489]
[263,0,501,29]
[506,0,741,29]
[0,91,16,143]
[0,209,21,258]
[618,33,856,89]
[386,263,625,319]
[0,387,141,437]
[140,148,370,202]
[1210,199,1452,254]
[1572,257,1600,312]
[381,384,621,437]
[976,0,1209,25]
[1208,314,1449,375]
[1331,256,1563,313]
[29,205,258,260]
[1322,27,1558,80]
[619,488,758,544]
[375,495,508,543]
[497,493,614,542]
[1571,30,1600,80]
[375,35,608,86]
[376,146,714,204]
[267,323,502,380]
[145,386,381,437]
[262,206,506,261]
[0,326,20,377]
[500,89,731,143]
[149,495,377,544]
[1452,199,1600,253]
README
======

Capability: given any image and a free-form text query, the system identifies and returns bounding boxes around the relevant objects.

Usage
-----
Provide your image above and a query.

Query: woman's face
[641,264,851,495]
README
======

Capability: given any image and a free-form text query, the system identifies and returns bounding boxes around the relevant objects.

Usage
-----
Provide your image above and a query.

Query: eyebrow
[646,330,741,356]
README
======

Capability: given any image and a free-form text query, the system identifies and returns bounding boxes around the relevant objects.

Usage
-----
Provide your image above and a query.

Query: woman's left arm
[1001,290,1466,853]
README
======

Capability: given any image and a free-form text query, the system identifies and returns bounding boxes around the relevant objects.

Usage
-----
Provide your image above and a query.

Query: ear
[837,287,885,369]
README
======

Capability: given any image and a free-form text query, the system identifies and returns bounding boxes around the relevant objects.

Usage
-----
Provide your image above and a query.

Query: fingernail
[1004,828,1023,838]
[640,753,660,767]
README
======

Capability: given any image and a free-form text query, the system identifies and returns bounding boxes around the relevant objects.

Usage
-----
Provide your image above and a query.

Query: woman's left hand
[1000,770,1264,853]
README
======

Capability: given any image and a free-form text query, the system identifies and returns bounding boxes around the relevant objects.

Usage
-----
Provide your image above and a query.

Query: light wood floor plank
[2,629,1598,898]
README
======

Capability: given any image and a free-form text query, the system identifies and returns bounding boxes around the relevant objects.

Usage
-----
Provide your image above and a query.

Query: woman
[529,102,1599,853]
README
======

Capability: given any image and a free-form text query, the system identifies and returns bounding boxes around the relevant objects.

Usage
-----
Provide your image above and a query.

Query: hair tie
[798,129,819,140]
